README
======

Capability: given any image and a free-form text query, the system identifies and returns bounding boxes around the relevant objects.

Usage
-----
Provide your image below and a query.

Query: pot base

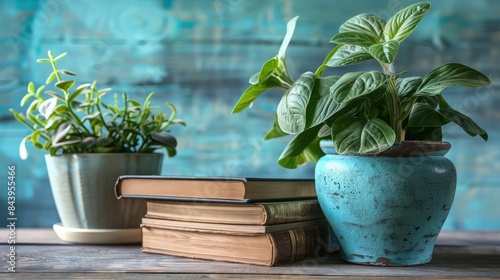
[340,250,431,266]
[53,223,141,244]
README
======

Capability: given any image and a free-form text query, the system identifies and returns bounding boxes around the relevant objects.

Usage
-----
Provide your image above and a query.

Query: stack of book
[115,176,337,266]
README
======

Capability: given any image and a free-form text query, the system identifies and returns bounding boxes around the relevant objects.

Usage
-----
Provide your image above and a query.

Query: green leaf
[27,82,35,94]
[249,72,259,85]
[172,119,187,126]
[300,136,325,164]
[26,99,41,115]
[36,58,50,63]
[121,128,142,146]
[278,16,299,59]
[44,90,65,101]
[330,31,380,47]
[416,63,491,96]
[129,100,142,108]
[45,72,57,85]
[368,40,399,64]
[26,110,43,126]
[305,75,344,128]
[10,110,31,127]
[326,45,373,67]
[20,93,34,107]
[31,131,43,149]
[151,132,178,148]
[277,72,315,134]
[164,146,177,157]
[49,147,58,156]
[60,69,76,76]
[257,58,279,82]
[94,147,115,154]
[55,80,75,91]
[436,94,451,110]
[68,84,91,103]
[232,75,284,114]
[42,140,52,150]
[277,126,323,168]
[81,111,101,123]
[44,118,63,130]
[330,71,389,103]
[339,13,386,39]
[38,97,58,119]
[81,137,97,148]
[19,136,30,160]
[96,137,114,147]
[35,84,46,97]
[397,77,422,99]
[318,124,331,138]
[385,2,431,42]
[141,121,158,135]
[440,109,488,141]
[53,52,67,61]
[331,116,395,154]
[260,58,292,88]
[315,45,342,77]
[52,122,72,145]
[98,88,112,97]
[71,100,83,111]
[232,17,296,115]
[409,102,451,127]
[164,102,179,125]
[143,92,154,109]
[366,106,380,119]
[52,137,82,148]
[405,126,442,141]
[264,116,289,140]
[421,95,440,109]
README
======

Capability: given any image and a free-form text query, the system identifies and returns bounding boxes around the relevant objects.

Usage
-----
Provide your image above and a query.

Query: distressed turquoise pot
[315,140,456,266]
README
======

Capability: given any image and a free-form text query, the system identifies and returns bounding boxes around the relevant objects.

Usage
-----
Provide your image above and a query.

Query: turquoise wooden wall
[0,0,498,229]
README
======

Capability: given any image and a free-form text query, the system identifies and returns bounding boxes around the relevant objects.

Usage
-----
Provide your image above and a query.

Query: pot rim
[45,152,164,158]
[319,140,451,157]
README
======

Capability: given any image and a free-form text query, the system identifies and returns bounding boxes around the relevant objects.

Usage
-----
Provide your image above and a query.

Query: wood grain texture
[1,228,65,244]
[0,229,499,279]
[1,273,497,280]
[0,244,499,278]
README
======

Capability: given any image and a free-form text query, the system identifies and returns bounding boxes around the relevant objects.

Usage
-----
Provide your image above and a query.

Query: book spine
[269,224,331,265]
[262,200,324,224]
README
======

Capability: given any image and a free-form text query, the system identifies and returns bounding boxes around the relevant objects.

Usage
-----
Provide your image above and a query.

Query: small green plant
[232,2,491,168]
[10,51,185,159]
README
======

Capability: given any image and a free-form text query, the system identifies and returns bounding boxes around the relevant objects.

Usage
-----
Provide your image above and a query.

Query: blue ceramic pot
[315,140,456,266]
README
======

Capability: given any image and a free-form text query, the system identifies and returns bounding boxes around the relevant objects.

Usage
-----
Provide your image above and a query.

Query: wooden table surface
[1,229,500,279]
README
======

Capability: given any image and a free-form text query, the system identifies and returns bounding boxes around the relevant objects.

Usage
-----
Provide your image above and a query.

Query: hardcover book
[145,199,325,225]
[141,223,333,266]
[115,175,316,202]
[141,217,328,234]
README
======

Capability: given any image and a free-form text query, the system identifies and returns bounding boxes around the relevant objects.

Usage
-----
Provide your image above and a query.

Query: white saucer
[53,223,142,244]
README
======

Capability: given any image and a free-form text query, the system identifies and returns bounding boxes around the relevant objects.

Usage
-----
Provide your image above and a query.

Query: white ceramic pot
[45,153,163,229]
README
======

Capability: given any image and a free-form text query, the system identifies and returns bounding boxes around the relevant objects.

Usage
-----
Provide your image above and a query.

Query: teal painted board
[0,0,499,229]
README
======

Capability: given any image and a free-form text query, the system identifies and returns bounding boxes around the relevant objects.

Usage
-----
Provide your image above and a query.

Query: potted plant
[232,3,491,265]
[10,51,185,244]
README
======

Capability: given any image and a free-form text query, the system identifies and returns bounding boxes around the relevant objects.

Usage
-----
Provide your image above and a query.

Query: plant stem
[48,56,93,137]
[381,62,404,141]
[399,97,418,124]
[49,58,63,82]
[275,61,294,89]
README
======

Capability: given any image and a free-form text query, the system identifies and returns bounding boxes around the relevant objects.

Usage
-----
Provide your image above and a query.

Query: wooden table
[1,229,499,279]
